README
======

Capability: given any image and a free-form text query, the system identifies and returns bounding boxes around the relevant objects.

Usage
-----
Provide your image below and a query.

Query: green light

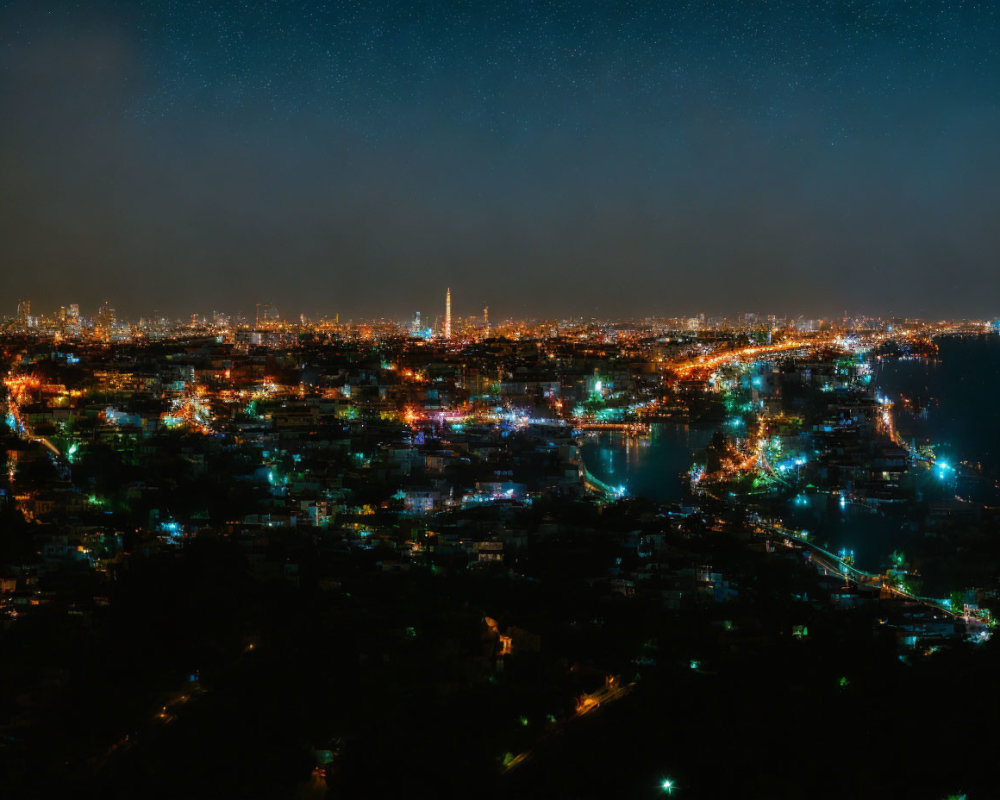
[660,778,675,794]
[838,676,849,688]
[519,715,529,727]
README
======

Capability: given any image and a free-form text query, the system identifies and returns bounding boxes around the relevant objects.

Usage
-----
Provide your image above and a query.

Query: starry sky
[2,0,1000,320]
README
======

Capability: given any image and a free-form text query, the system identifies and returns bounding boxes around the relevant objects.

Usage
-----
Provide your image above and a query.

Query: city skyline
[8,292,997,328]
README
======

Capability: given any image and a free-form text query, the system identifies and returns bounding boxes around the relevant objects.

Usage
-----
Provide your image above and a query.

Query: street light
[660,778,675,794]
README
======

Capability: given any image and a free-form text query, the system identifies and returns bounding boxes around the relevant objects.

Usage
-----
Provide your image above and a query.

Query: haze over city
[4,0,1000,318]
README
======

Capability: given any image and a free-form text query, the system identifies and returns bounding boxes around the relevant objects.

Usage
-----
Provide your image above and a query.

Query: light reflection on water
[581,334,1000,574]
[581,423,714,504]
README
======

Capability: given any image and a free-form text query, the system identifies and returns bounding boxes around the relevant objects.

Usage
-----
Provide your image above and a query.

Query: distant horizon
[5,2,1000,320]
[6,297,999,326]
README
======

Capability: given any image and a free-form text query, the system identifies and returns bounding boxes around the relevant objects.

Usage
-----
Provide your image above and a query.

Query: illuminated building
[483,305,489,336]
[97,299,115,328]
[256,302,279,326]
[444,287,452,340]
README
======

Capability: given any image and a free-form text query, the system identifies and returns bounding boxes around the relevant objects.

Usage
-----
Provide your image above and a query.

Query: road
[751,516,990,632]
[668,336,833,378]
[503,680,635,775]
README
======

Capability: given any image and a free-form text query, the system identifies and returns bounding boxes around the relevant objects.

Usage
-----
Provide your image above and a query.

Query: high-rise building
[97,299,115,328]
[256,302,279,326]
[412,311,421,336]
[16,299,30,324]
[68,303,80,320]
[444,288,452,340]
[483,306,489,337]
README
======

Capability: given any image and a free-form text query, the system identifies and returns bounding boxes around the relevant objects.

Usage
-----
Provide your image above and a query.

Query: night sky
[2,1,999,320]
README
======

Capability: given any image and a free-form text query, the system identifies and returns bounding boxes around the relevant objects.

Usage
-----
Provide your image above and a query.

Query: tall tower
[444,288,452,340]
[98,299,115,327]
[483,305,489,337]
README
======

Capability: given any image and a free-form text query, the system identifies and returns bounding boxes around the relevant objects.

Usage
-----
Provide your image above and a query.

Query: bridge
[576,422,649,433]
[579,463,625,500]
[753,517,988,627]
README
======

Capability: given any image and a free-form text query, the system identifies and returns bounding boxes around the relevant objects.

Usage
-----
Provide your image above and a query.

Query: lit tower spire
[444,287,452,340]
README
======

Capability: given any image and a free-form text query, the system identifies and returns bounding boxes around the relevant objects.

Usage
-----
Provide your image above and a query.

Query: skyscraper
[97,299,115,328]
[483,305,489,337]
[444,288,452,340]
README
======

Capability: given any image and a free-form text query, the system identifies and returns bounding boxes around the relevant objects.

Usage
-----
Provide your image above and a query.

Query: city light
[3,0,999,792]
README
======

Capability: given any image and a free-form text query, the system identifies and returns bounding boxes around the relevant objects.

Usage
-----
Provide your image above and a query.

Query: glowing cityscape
[5,1,1000,798]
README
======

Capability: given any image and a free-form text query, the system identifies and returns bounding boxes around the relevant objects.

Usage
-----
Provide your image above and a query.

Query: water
[800,334,1000,572]
[780,495,911,571]
[580,423,714,504]
[583,335,1000,575]
[877,334,1000,475]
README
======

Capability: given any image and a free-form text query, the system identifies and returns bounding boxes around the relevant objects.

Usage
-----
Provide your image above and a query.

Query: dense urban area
[2,297,999,798]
